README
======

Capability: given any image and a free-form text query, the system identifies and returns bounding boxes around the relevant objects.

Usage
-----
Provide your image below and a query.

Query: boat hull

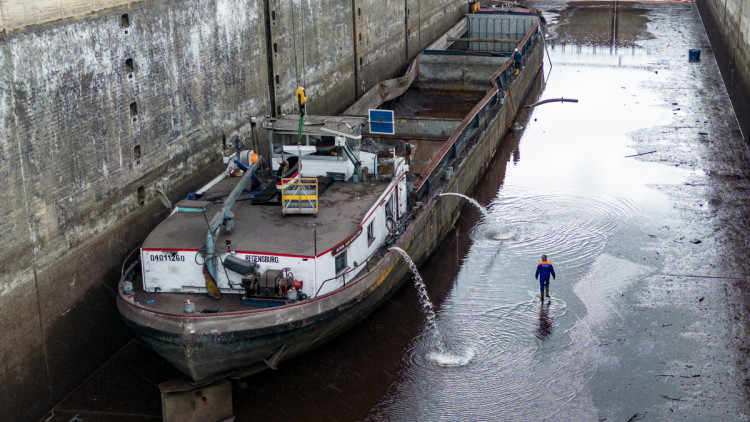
[117,252,413,382]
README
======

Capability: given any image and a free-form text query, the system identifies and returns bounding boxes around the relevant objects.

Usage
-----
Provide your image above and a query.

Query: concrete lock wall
[267,0,465,116]
[0,0,465,421]
[698,0,750,143]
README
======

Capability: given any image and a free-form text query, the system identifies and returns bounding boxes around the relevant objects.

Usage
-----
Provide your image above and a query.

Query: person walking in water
[535,255,555,301]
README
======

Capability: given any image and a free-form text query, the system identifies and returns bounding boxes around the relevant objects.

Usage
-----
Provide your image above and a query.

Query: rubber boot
[545,286,550,298]
[540,291,544,301]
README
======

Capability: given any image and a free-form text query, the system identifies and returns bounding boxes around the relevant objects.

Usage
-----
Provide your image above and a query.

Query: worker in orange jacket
[535,255,555,301]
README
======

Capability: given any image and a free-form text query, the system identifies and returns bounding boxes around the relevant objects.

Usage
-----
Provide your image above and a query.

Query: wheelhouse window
[272,133,295,154]
[335,250,348,274]
[367,220,375,245]
[271,133,339,156]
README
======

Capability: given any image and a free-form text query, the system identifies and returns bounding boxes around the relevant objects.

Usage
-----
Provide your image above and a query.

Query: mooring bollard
[184,299,195,313]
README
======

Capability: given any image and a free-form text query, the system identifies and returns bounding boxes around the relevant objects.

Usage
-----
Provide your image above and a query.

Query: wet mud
[547,2,653,47]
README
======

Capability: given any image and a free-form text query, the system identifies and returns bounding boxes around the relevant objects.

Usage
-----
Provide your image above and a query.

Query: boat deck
[128,274,264,313]
[143,174,389,257]
[134,174,392,314]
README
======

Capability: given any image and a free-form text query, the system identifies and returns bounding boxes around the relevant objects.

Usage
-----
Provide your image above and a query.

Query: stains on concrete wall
[268,0,357,116]
[1,1,270,420]
[267,0,464,116]
[0,0,135,32]
[0,0,465,420]
[698,0,750,143]
[352,0,466,101]
[0,13,49,422]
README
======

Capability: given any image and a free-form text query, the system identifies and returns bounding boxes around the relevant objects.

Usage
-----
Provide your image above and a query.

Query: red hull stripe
[122,254,389,318]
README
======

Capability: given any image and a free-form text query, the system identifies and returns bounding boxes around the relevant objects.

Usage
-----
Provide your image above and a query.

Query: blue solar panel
[369,109,395,135]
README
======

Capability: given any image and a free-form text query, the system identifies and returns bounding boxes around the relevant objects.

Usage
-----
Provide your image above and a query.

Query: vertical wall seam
[4,32,54,404]
[351,0,359,97]
[300,0,306,88]
[290,0,299,90]
[263,0,276,115]
[209,0,222,123]
[737,1,745,74]
[0,0,6,34]
[418,0,421,53]
[404,0,408,62]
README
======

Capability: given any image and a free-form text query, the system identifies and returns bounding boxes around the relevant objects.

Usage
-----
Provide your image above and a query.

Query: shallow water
[361,40,732,422]
[49,3,750,421]
[227,16,749,420]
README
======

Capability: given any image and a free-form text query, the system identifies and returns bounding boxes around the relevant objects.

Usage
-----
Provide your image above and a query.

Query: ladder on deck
[281,178,319,215]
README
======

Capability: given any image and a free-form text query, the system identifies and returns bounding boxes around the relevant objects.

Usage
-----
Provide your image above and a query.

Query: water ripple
[369,173,644,421]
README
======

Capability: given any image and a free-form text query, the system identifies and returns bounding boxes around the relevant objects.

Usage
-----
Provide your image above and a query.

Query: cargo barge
[117,2,545,383]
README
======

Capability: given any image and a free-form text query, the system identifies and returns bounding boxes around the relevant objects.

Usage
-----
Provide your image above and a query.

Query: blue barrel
[689,49,701,60]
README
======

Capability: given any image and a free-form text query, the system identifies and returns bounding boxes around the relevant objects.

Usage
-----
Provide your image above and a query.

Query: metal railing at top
[411,19,540,201]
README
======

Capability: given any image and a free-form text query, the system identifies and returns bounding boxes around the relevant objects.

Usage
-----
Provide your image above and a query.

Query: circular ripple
[426,347,476,367]
[473,186,643,269]
[372,184,642,421]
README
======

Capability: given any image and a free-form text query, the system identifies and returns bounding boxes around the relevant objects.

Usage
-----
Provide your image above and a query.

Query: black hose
[524,98,579,108]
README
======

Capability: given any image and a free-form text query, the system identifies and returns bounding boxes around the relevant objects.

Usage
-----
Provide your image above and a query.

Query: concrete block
[160,378,234,422]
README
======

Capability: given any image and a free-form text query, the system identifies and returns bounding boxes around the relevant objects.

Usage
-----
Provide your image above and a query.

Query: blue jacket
[536,261,555,281]
[513,51,522,64]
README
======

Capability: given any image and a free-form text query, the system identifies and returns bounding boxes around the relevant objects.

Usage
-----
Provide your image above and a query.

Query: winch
[242,268,304,302]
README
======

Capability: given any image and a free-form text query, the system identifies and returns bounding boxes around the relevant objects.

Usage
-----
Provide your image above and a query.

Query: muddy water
[362,45,689,421]
[356,4,750,421]
[50,2,750,421]
[234,13,748,421]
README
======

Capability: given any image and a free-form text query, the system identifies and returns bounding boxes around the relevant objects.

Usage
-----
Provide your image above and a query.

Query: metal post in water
[313,228,317,296]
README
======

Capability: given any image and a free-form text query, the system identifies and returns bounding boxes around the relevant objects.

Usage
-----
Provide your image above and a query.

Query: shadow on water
[536,301,554,340]
[439,193,518,242]
[389,246,477,368]
[364,37,700,419]
[50,3,750,420]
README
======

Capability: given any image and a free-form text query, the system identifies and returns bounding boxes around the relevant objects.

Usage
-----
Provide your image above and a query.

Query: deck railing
[312,212,416,297]
[314,247,384,298]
